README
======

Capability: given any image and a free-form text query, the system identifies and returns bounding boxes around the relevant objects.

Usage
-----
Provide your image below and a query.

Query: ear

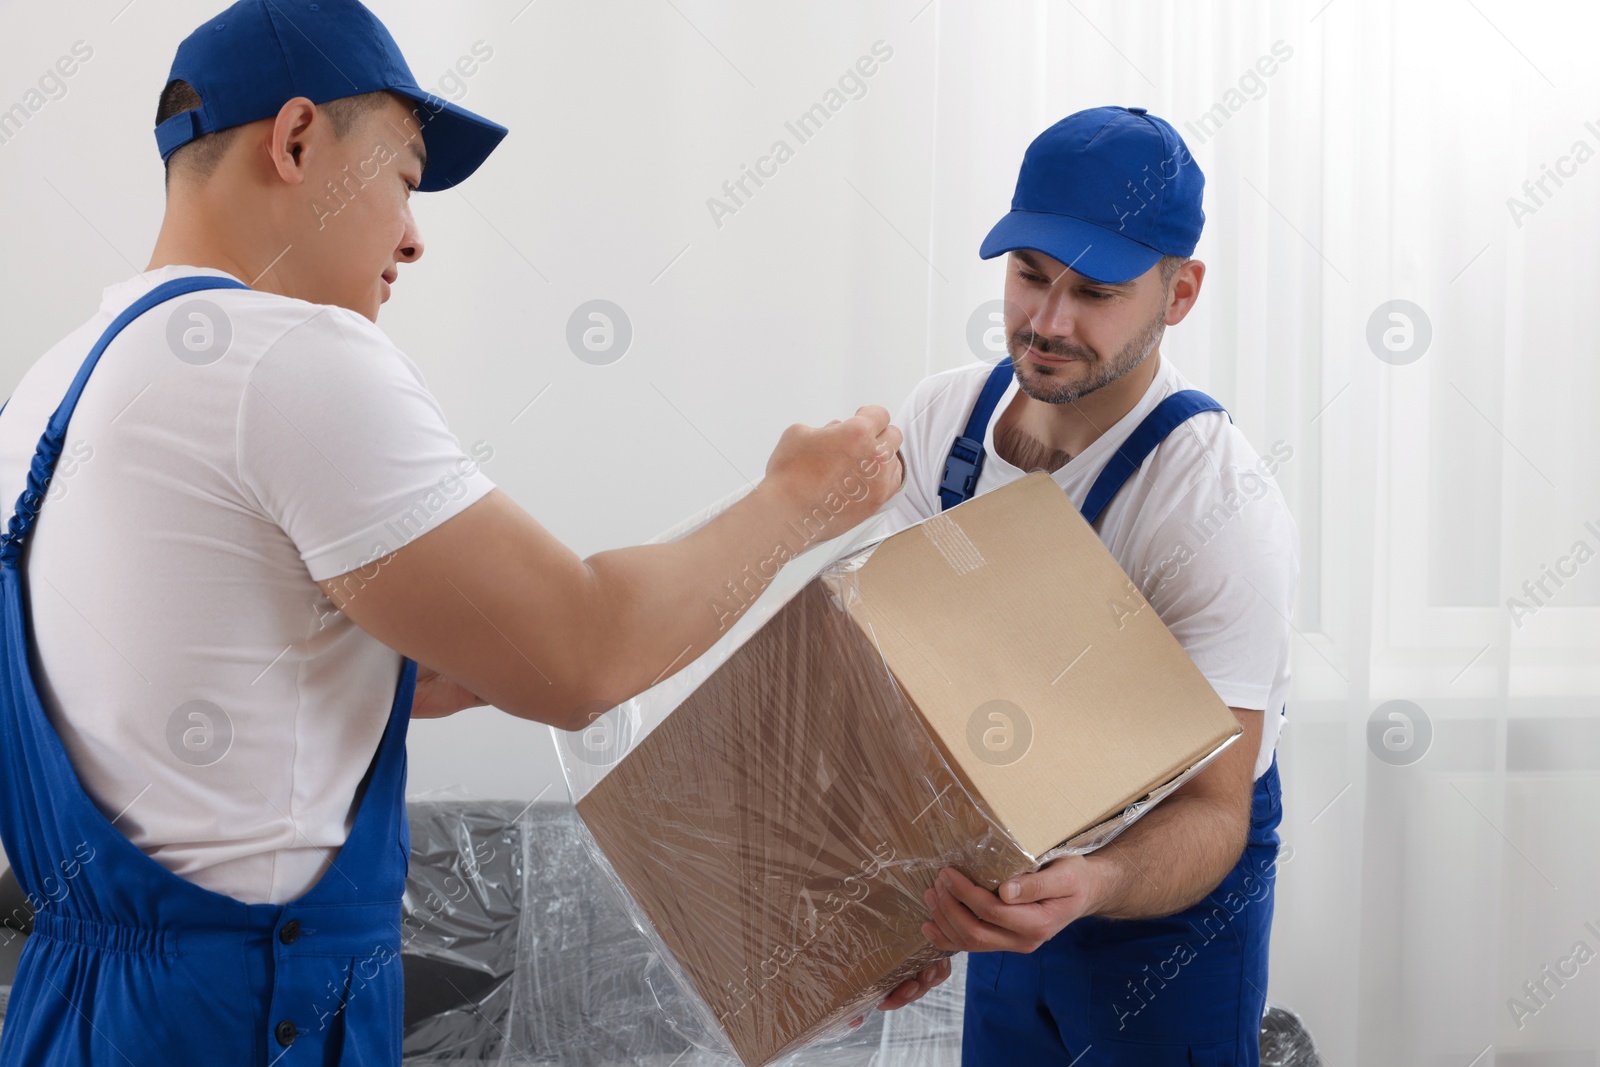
[1164,259,1206,326]
[267,96,319,187]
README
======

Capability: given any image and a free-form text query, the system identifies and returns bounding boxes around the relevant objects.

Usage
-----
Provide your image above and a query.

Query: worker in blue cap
[884,107,1299,1064]
[0,2,941,1062]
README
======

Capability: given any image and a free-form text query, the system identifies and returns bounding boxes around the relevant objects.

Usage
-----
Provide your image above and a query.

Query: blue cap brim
[979,210,1163,285]
[388,89,509,192]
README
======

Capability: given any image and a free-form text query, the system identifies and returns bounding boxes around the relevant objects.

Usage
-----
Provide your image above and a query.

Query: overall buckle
[939,435,985,502]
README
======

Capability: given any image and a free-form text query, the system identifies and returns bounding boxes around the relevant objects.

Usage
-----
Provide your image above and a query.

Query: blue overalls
[941,360,1283,1066]
[0,276,419,1065]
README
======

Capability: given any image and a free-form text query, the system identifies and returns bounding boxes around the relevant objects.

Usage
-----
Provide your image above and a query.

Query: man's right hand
[760,405,904,535]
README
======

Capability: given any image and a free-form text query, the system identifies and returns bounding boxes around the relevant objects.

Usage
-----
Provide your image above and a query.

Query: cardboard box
[576,472,1242,1066]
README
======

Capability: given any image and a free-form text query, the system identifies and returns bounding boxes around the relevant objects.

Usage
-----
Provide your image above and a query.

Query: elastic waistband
[29,898,404,959]
[32,911,177,958]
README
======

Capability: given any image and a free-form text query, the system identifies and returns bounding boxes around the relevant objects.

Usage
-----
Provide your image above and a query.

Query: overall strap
[938,359,1014,511]
[936,364,1232,524]
[1079,388,1229,525]
[0,276,249,567]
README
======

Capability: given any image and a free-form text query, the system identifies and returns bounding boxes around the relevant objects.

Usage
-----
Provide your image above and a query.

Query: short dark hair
[155,80,395,187]
[1158,254,1190,286]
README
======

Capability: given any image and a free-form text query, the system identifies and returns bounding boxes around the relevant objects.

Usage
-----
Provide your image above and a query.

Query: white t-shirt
[870,356,1299,780]
[0,265,495,904]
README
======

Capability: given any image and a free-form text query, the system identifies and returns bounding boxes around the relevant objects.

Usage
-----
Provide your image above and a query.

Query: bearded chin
[1015,360,1110,405]
[1010,314,1166,406]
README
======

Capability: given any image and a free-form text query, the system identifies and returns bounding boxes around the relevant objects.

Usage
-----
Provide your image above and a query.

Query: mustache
[1012,327,1094,361]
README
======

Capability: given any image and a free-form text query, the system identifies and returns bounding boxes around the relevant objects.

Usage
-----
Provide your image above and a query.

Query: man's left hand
[920,857,1106,954]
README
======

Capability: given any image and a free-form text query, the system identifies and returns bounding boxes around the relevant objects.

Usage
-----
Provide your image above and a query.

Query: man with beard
[879,107,1299,1064]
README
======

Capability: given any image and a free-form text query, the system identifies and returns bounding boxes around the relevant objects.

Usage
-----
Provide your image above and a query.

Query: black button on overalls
[278,919,301,945]
[275,1020,297,1047]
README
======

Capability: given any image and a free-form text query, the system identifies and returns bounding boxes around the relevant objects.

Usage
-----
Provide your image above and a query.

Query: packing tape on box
[917,513,987,576]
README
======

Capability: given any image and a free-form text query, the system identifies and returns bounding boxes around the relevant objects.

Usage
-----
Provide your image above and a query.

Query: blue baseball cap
[155,0,508,192]
[979,106,1204,284]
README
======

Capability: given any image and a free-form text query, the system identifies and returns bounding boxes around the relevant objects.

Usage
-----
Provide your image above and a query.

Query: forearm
[577,479,866,706]
[329,413,903,729]
[1081,792,1249,921]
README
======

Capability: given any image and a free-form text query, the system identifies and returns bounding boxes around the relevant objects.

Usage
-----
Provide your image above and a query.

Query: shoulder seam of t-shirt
[231,303,394,517]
